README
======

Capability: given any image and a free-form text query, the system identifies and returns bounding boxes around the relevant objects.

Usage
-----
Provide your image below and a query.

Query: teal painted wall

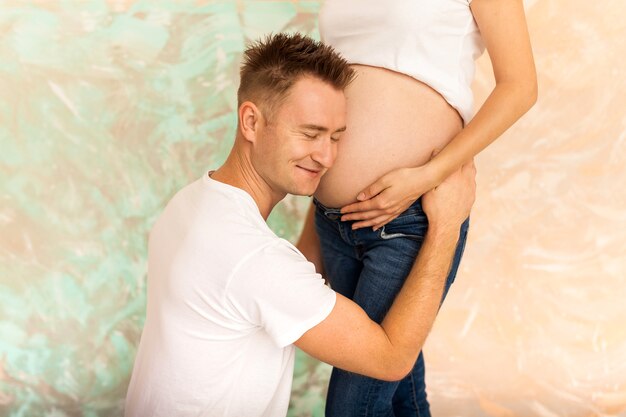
[0,2,327,416]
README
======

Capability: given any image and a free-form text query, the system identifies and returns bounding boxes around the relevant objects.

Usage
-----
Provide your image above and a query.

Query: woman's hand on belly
[339,164,437,231]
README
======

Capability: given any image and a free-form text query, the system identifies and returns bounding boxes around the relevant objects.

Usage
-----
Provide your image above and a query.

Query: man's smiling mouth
[296,165,322,175]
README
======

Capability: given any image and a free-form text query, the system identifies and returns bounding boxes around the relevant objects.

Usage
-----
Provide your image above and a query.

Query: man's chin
[287,181,320,197]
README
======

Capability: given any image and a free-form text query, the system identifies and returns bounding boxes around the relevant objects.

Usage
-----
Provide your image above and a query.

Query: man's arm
[295,162,476,381]
[296,201,325,277]
[295,225,458,381]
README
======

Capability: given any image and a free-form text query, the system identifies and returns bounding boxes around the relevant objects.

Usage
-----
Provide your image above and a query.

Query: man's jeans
[313,197,470,417]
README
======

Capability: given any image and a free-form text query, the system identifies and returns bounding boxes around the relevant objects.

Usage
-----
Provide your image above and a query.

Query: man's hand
[422,160,476,234]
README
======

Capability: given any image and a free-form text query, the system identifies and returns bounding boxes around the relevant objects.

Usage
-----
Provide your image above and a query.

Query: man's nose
[312,137,336,169]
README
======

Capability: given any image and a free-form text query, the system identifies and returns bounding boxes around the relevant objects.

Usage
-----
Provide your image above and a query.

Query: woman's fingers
[341,199,377,214]
[341,209,385,222]
[373,215,399,231]
[352,214,391,230]
[355,178,388,202]
[341,191,392,213]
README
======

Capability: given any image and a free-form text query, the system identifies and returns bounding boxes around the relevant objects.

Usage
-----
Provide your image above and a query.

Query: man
[124,33,476,417]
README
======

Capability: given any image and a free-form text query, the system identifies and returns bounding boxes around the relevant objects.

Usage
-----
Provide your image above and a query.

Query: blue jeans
[313,197,470,417]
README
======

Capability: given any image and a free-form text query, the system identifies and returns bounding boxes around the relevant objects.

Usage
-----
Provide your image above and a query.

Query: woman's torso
[314,0,483,207]
[314,65,463,207]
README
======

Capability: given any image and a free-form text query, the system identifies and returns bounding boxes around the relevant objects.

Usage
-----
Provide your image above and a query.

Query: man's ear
[238,101,261,143]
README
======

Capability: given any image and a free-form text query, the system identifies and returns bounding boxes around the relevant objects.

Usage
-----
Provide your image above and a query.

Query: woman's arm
[341,0,537,230]
[427,0,538,183]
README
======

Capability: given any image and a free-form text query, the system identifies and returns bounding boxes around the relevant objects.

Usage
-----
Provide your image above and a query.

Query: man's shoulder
[236,238,311,277]
[164,177,256,224]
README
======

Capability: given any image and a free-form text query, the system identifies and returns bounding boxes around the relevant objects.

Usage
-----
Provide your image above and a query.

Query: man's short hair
[237,32,355,120]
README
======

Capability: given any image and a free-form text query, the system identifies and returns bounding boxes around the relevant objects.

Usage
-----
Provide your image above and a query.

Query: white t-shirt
[319,0,485,125]
[124,172,337,417]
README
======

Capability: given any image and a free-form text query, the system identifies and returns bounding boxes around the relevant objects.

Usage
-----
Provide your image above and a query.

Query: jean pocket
[379,212,428,241]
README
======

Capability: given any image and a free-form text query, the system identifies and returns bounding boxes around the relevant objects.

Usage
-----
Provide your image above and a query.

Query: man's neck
[210,150,283,220]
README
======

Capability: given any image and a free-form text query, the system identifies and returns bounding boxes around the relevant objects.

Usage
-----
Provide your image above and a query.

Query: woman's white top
[319,0,485,124]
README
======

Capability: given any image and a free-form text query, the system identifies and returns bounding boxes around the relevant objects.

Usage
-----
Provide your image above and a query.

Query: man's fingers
[462,159,476,173]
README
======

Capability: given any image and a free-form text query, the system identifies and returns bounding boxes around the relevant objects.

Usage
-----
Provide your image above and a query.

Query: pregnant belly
[314,65,464,208]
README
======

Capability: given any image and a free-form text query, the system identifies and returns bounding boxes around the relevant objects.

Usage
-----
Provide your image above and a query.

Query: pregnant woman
[296,0,538,416]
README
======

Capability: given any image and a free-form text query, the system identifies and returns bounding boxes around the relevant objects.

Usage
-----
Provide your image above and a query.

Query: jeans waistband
[312,198,343,221]
[313,197,424,221]
[312,198,341,212]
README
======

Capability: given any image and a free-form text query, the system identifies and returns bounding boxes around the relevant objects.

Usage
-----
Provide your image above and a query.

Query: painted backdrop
[1,1,625,416]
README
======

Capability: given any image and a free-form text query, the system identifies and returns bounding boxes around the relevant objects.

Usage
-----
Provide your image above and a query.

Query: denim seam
[410,371,422,417]
[362,379,383,417]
